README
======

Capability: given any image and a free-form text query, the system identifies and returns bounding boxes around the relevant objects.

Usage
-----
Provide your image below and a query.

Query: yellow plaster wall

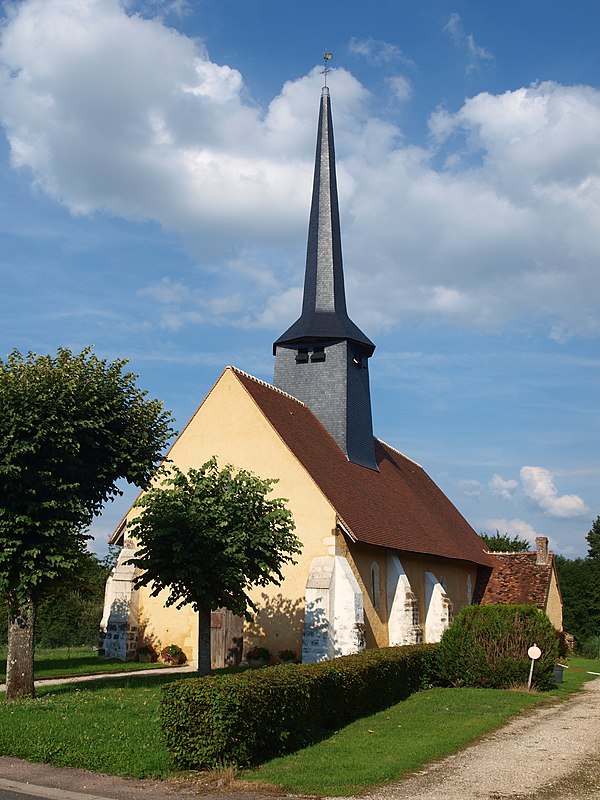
[138,585,197,658]
[342,541,479,646]
[343,542,389,648]
[133,368,338,663]
[545,566,563,630]
[122,367,485,660]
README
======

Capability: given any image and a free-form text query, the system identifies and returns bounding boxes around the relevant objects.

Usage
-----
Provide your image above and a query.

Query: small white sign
[528,645,542,660]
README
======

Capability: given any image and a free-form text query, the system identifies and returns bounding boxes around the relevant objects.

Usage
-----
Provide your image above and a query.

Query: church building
[100,80,498,666]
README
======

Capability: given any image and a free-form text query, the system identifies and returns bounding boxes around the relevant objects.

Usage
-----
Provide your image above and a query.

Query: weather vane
[322,51,333,86]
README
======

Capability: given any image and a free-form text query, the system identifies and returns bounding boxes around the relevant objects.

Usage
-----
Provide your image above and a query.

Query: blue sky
[1,0,599,558]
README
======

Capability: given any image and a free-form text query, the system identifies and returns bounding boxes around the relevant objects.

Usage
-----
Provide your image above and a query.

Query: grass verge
[0,645,171,682]
[0,656,597,788]
[242,657,600,796]
[0,673,191,779]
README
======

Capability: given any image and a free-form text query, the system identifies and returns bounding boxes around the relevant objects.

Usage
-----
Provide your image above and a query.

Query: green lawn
[0,645,171,682]
[0,655,597,789]
[0,673,189,779]
[243,657,600,796]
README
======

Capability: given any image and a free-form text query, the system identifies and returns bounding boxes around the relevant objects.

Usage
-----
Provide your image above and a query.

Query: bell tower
[273,81,377,470]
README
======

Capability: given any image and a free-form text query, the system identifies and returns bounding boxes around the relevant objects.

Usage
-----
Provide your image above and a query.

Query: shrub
[246,645,270,662]
[161,644,438,768]
[136,644,158,662]
[161,644,186,664]
[438,605,558,690]
[555,629,570,658]
[579,635,600,659]
[278,648,297,663]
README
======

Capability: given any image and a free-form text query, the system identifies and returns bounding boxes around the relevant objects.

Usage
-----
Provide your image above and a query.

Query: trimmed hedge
[161,644,438,768]
[438,604,559,690]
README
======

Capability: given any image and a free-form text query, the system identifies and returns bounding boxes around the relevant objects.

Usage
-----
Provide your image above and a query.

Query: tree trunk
[198,606,212,675]
[6,592,36,701]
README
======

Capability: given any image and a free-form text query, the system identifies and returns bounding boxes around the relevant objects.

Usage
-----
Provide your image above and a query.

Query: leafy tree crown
[480,530,531,552]
[0,347,174,600]
[127,458,301,619]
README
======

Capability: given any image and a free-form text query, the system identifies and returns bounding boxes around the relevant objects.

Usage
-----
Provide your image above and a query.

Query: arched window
[370,562,380,611]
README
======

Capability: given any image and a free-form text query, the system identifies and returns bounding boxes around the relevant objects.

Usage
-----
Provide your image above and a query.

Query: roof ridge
[228,366,307,407]
[376,437,423,469]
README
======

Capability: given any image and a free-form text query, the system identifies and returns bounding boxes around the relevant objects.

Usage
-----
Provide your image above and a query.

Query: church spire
[273,84,374,354]
[273,72,378,470]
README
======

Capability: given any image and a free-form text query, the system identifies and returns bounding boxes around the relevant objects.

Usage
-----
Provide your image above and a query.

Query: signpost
[527,644,542,691]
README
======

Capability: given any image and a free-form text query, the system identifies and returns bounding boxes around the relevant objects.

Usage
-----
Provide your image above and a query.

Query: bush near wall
[438,604,558,690]
[161,644,438,768]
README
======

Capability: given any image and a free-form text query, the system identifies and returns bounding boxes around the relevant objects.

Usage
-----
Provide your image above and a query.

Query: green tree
[586,516,600,630]
[35,548,118,648]
[554,555,595,642]
[127,459,301,675]
[0,347,174,700]
[586,516,600,561]
[480,530,531,552]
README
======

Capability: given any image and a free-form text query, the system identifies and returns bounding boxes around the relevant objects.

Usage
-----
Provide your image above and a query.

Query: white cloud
[459,479,482,497]
[489,473,518,500]
[387,75,412,103]
[520,466,588,518]
[137,276,246,330]
[348,37,412,66]
[480,518,539,544]
[443,13,494,72]
[2,1,600,338]
[139,277,189,305]
[480,517,561,553]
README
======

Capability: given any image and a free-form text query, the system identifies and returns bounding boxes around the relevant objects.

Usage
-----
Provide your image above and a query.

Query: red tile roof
[478,552,554,609]
[233,368,492,567]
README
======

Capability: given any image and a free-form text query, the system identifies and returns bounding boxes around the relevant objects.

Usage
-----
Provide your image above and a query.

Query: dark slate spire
[273,84,378,470]
[273,86,375,354]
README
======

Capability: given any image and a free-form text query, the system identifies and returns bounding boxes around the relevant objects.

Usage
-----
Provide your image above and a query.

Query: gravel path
[341,676,600,800]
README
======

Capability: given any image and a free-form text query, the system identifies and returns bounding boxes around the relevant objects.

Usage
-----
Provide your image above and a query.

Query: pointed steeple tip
[322,51,333,89]
[322,85,330,97]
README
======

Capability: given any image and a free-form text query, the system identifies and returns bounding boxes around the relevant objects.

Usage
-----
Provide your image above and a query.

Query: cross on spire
[322,51,333,87]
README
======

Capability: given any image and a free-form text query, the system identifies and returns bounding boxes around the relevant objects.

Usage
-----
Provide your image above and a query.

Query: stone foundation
[387,553,423,645]
[98,544,139,660]
[424,571,453,643]
[302,555,365,663]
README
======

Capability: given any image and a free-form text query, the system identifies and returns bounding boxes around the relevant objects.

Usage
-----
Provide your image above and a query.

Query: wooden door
[210,608,243,668]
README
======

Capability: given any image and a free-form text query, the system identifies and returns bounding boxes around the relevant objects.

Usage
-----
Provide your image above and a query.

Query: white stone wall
[99,545,139,660]
[302,555,365,662]
[424,571,453,643]
[387,553,423,645]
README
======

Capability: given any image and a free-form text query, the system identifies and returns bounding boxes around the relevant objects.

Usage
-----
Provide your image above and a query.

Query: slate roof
[232,367,492,567]
[478,551,554,609]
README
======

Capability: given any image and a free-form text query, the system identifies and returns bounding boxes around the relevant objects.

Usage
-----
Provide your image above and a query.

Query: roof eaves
[337,516,358,543]
[230,366,306,406]
[376,438,423,469]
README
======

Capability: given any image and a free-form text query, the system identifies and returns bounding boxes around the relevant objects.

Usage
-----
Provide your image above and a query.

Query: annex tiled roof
[233,368,492,567]
[478,552,554,609]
